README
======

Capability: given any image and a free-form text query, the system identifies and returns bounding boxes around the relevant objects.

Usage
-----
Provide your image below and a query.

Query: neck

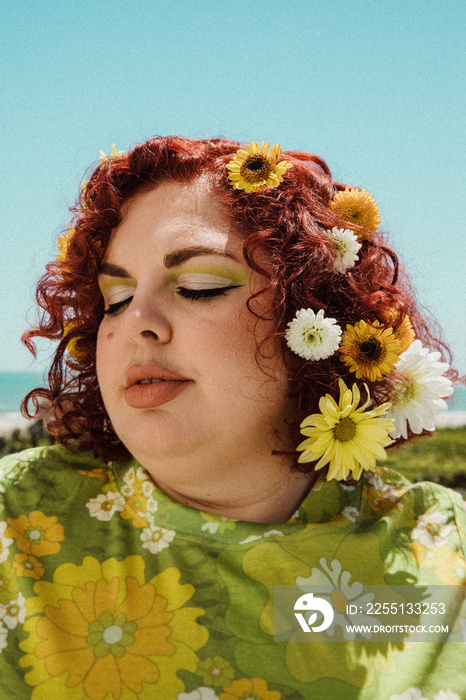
[139,448,317,523]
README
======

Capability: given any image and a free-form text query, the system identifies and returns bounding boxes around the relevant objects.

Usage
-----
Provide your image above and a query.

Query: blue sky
[1,0,465,375]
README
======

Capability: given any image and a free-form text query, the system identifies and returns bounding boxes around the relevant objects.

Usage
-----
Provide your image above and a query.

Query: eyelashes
[176,285,241,300]
[104,297,133,315]
[103,285,241,315]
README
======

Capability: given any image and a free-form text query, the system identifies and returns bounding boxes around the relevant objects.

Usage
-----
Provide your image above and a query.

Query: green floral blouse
[0,445,465,700]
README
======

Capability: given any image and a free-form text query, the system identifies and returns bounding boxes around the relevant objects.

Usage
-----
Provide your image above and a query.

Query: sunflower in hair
[339,320,401,381]
[226,141,293,192]
[383,310,416,352]
[330,188,381,235]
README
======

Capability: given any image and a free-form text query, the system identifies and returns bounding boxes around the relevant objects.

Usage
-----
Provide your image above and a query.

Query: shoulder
[361,466,466,557]
[0,445,111,509]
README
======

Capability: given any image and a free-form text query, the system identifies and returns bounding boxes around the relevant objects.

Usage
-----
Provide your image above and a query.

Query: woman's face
[96,180,294,476]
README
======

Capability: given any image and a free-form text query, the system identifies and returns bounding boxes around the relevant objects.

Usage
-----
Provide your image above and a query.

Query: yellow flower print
[121,493,158,528]
[219,677,281,700]
[236,533,397,688]
[19,556,208,699]
[77,468,114,481]
[410,542,466,585]
[196,655,235,687]
[6,511,65,557]
[13,553,45,581]
[0,561,20,604]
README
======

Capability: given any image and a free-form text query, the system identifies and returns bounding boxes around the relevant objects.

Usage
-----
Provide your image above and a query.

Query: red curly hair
[22,136,457,470]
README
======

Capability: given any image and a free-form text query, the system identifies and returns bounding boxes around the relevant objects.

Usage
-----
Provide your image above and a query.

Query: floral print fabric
[0,445,465,699]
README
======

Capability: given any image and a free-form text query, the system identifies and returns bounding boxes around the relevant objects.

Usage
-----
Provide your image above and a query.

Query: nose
[121,289,172,344]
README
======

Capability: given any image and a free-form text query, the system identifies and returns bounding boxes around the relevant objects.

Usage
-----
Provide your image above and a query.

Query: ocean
[1,370,466,414]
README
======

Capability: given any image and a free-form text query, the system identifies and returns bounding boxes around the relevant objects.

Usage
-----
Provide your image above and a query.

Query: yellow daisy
[226,141,293,192]
[339,319,401,381]
[297,379,393,481]
[330,188,381,234]
[81,180,90,208]
[56,227,75,262]
[99,143,125,164]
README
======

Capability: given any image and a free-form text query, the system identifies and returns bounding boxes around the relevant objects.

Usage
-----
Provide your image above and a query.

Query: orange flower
[13,554,45,580]
[219,677,281,700]
[19,557,208,699]
[120,494,153,528]
[330,188,380,235]
[6,511,64,557]
[77,468,113,481]
[410,542,466,585]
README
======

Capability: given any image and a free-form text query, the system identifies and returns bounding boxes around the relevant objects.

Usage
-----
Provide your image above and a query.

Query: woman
[0,137,464,699]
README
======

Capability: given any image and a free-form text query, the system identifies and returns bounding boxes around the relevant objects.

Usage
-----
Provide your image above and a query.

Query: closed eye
[176,285,241,300]
[104,297,134,315]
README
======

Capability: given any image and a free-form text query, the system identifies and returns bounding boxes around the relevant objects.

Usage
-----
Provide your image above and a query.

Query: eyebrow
[164,246,235,268]
[99,247,236,277]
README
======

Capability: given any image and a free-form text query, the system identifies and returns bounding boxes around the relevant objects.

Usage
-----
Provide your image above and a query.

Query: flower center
[392,375,417,406]
[358,337,384,362]
[303,328,322,345]
[7,605,19,617]
[102,625,124,645]
[27,528,44,542]
[87,611,137,658]
[331,589,349,614]
[427,523,440,537]
[210,666,221,676]
[334,417,356,442]
[241,155,273,182]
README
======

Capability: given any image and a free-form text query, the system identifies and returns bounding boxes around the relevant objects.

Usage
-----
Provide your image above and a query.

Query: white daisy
[140,525,175,554]
[342,506,359,522]
[0,592,26,630]
[326,227,362,273]
[285,308,342,361]
[387,340,453,439]
[177,689,220,700]
[86,492,125,521]
[433,692,462,700]
[412,512,455,549]
[389,690,427,700]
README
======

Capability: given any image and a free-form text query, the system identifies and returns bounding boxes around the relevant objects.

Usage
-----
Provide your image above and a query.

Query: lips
[124,364,190,409]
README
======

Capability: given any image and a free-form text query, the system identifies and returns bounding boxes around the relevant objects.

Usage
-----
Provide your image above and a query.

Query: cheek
[96,325,115,392]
